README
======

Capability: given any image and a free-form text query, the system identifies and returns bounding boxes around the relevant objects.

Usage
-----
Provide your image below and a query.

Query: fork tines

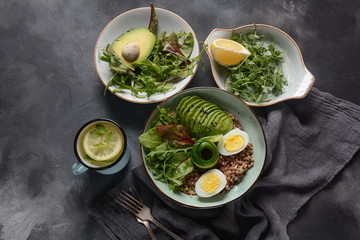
[115,190,145,215]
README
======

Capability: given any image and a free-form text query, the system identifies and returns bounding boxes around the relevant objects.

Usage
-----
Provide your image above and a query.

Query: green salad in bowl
[139,87,266,208]
[94,4,201,103]
[205,24,315,107]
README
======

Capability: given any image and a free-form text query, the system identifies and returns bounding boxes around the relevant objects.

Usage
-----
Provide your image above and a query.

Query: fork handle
[142,220,157,240]
[149,218,184,240]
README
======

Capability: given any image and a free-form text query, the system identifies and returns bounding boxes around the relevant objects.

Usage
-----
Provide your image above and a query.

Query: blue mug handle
[72,162,88,175]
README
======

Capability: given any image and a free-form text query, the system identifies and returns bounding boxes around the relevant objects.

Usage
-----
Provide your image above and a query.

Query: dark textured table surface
[1,0,360,239]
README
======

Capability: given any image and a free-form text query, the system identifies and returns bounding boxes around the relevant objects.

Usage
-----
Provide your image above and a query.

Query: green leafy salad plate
[139,87,267,208]
[205,24,315,107]
[94,5,200,104]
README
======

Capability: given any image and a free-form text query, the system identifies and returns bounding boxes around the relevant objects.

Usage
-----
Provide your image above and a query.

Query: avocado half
[111,28,156,67]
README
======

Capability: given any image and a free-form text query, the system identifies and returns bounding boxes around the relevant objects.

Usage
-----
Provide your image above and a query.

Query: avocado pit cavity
[121,42,140,62]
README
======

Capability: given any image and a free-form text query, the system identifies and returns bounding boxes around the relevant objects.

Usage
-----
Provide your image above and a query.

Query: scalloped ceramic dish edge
[204,24,315,107]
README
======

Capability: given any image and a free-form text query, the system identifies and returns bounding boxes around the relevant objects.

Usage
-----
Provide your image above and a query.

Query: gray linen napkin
[90,88,360,240]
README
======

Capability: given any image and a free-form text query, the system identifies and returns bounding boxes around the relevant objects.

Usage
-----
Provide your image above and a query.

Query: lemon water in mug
[73,119,130,175]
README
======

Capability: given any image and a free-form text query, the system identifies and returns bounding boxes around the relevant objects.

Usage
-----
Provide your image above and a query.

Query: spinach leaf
[138,127,162,149]
[170,153,194,181]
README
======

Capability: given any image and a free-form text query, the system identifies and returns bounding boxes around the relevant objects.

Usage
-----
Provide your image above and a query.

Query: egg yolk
[200,173,220,193]
[224,134,244,152]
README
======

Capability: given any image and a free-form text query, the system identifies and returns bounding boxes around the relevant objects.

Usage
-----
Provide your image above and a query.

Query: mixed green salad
[225,26,288,103]
[100,4,202,98]
[139,95,235,192]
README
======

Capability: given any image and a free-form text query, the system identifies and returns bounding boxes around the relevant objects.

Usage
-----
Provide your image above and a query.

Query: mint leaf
[94,142,106,147]
[105,131,113,143]
[90,124,108,136]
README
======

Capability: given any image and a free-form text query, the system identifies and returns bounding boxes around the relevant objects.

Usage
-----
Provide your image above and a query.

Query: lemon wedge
[210,39,251,66]
[83,123,123,161]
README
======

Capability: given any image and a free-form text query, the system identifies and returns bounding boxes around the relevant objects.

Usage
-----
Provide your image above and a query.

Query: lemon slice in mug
[210,39,251,66]
[83,123,123,161]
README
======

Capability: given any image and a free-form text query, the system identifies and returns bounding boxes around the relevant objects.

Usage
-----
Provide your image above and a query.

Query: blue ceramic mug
[72,118,130,175]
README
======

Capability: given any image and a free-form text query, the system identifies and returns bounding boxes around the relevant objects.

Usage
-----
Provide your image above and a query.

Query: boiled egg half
[218,128,249,156]
[195,169,227,198]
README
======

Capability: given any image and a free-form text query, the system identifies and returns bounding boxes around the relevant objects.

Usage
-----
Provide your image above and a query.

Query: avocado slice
[200,110,224,137]
[176,96,192,115]
[176,96,200,123]
[176,95,195,118]
[192,103,219,137]
[212,114,233,135]
[195,109,217,137]
[189,102,217,134]
[183,99,207,130]
[112,28,156,67]
[187,101,210,129]
[202,109,233,137]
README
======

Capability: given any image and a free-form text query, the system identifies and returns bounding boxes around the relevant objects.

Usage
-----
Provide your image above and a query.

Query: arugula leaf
[145,143,193,191]
[225,26,288,103]
[158,107,178,125]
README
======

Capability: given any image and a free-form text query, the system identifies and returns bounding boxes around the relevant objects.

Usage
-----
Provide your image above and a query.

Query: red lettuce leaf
[148,3,158,35]
[156,124,195,148]
[162,33,191,65]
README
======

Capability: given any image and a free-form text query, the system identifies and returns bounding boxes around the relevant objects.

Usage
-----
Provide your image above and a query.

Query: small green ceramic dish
[140,87,267,209]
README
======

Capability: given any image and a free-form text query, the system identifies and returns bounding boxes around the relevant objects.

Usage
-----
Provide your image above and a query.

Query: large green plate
[140,87,267,208]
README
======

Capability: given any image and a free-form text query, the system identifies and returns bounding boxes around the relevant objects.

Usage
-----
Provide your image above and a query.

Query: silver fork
[129,187,156,240]
[116,189,184,240]
[136,218,156,240]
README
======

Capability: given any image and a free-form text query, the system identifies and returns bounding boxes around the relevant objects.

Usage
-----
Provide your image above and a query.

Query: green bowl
[140,87,267,208]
